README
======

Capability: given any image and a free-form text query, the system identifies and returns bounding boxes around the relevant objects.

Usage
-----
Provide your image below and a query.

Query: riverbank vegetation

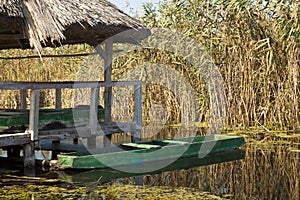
[0,183,226,199]
[0,0,299,132]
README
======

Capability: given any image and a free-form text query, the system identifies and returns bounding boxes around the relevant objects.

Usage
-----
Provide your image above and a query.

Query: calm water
[0,132,299,199]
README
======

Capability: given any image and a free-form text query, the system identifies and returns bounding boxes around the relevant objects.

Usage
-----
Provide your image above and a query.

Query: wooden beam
[0,52,95,60]
[0,33,26,40]
[17,39,27,49]
[0,133,30,147]
[104,40,113,124]
[0,122,140,147]
[95,45,107,60]
[103,40,113,147]
[0,81,144,90]
[38,122,139,141]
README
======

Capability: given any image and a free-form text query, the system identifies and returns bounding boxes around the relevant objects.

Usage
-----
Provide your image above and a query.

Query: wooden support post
[132,85,142,143]
[53,89,62,156]
[104,40,113,147]
[54,88,62,148]
[55,88,62,109]
[87,87,100,149]
[7,146,21,158]
[20,89,27,110]
[23,143,35,174]
[24,89,40,169]
[133,85,143,186]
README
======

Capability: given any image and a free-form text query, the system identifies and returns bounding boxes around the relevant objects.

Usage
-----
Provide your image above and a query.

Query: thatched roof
[0,0,149,52]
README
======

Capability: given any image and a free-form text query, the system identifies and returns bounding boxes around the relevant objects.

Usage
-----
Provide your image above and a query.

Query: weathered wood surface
[0,133,30,146]
[39,122,139,140]
[103,40,113,147]
[0,81,143,90]
[132,85,142,142]
[0,122,139,147]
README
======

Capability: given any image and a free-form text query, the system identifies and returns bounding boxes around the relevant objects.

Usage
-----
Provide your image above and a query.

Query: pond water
[0,131,299,199]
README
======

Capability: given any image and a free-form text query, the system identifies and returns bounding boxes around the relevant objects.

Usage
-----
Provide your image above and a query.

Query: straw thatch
[0,0,149,52]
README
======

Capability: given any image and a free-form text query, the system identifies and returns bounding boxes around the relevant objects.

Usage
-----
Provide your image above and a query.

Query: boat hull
[56,134,246,169]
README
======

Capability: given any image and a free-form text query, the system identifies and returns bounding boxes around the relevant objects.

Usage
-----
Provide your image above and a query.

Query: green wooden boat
[0,107,104,131]
[55,149,245,184]
[55,134,246,169]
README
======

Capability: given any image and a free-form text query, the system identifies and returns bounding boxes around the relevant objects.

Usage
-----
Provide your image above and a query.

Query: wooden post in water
[24,89,40,169]
[52,88,62,159]
[103,40,113,147]
[88,87,100,149]
[132,85,142,142]
[133,85,143,186]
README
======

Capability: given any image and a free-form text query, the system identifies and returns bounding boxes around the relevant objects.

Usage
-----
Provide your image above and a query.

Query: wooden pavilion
[0,0,149,168]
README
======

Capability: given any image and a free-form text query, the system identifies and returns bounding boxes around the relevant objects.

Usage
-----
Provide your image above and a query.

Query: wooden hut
[0,0,149,168]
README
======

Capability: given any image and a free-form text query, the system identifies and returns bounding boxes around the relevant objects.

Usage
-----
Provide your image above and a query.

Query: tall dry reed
[140,0,300,130]
[1,0,300,131]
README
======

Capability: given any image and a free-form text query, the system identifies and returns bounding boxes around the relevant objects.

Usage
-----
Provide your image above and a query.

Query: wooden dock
[0,80,143,169]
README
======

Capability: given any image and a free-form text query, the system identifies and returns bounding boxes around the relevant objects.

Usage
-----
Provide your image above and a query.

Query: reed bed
[141,0,300,130]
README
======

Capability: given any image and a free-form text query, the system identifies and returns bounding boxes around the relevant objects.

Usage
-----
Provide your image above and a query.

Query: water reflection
[0,132,299,200]
[142,132,299,199]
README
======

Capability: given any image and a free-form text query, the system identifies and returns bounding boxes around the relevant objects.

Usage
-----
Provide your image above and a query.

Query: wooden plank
[0,133,30,147]
[0,81,144,90]
[0,33,26,40]
[38,122,139,141]
[121,143,161,149]
[153,140,189,145]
